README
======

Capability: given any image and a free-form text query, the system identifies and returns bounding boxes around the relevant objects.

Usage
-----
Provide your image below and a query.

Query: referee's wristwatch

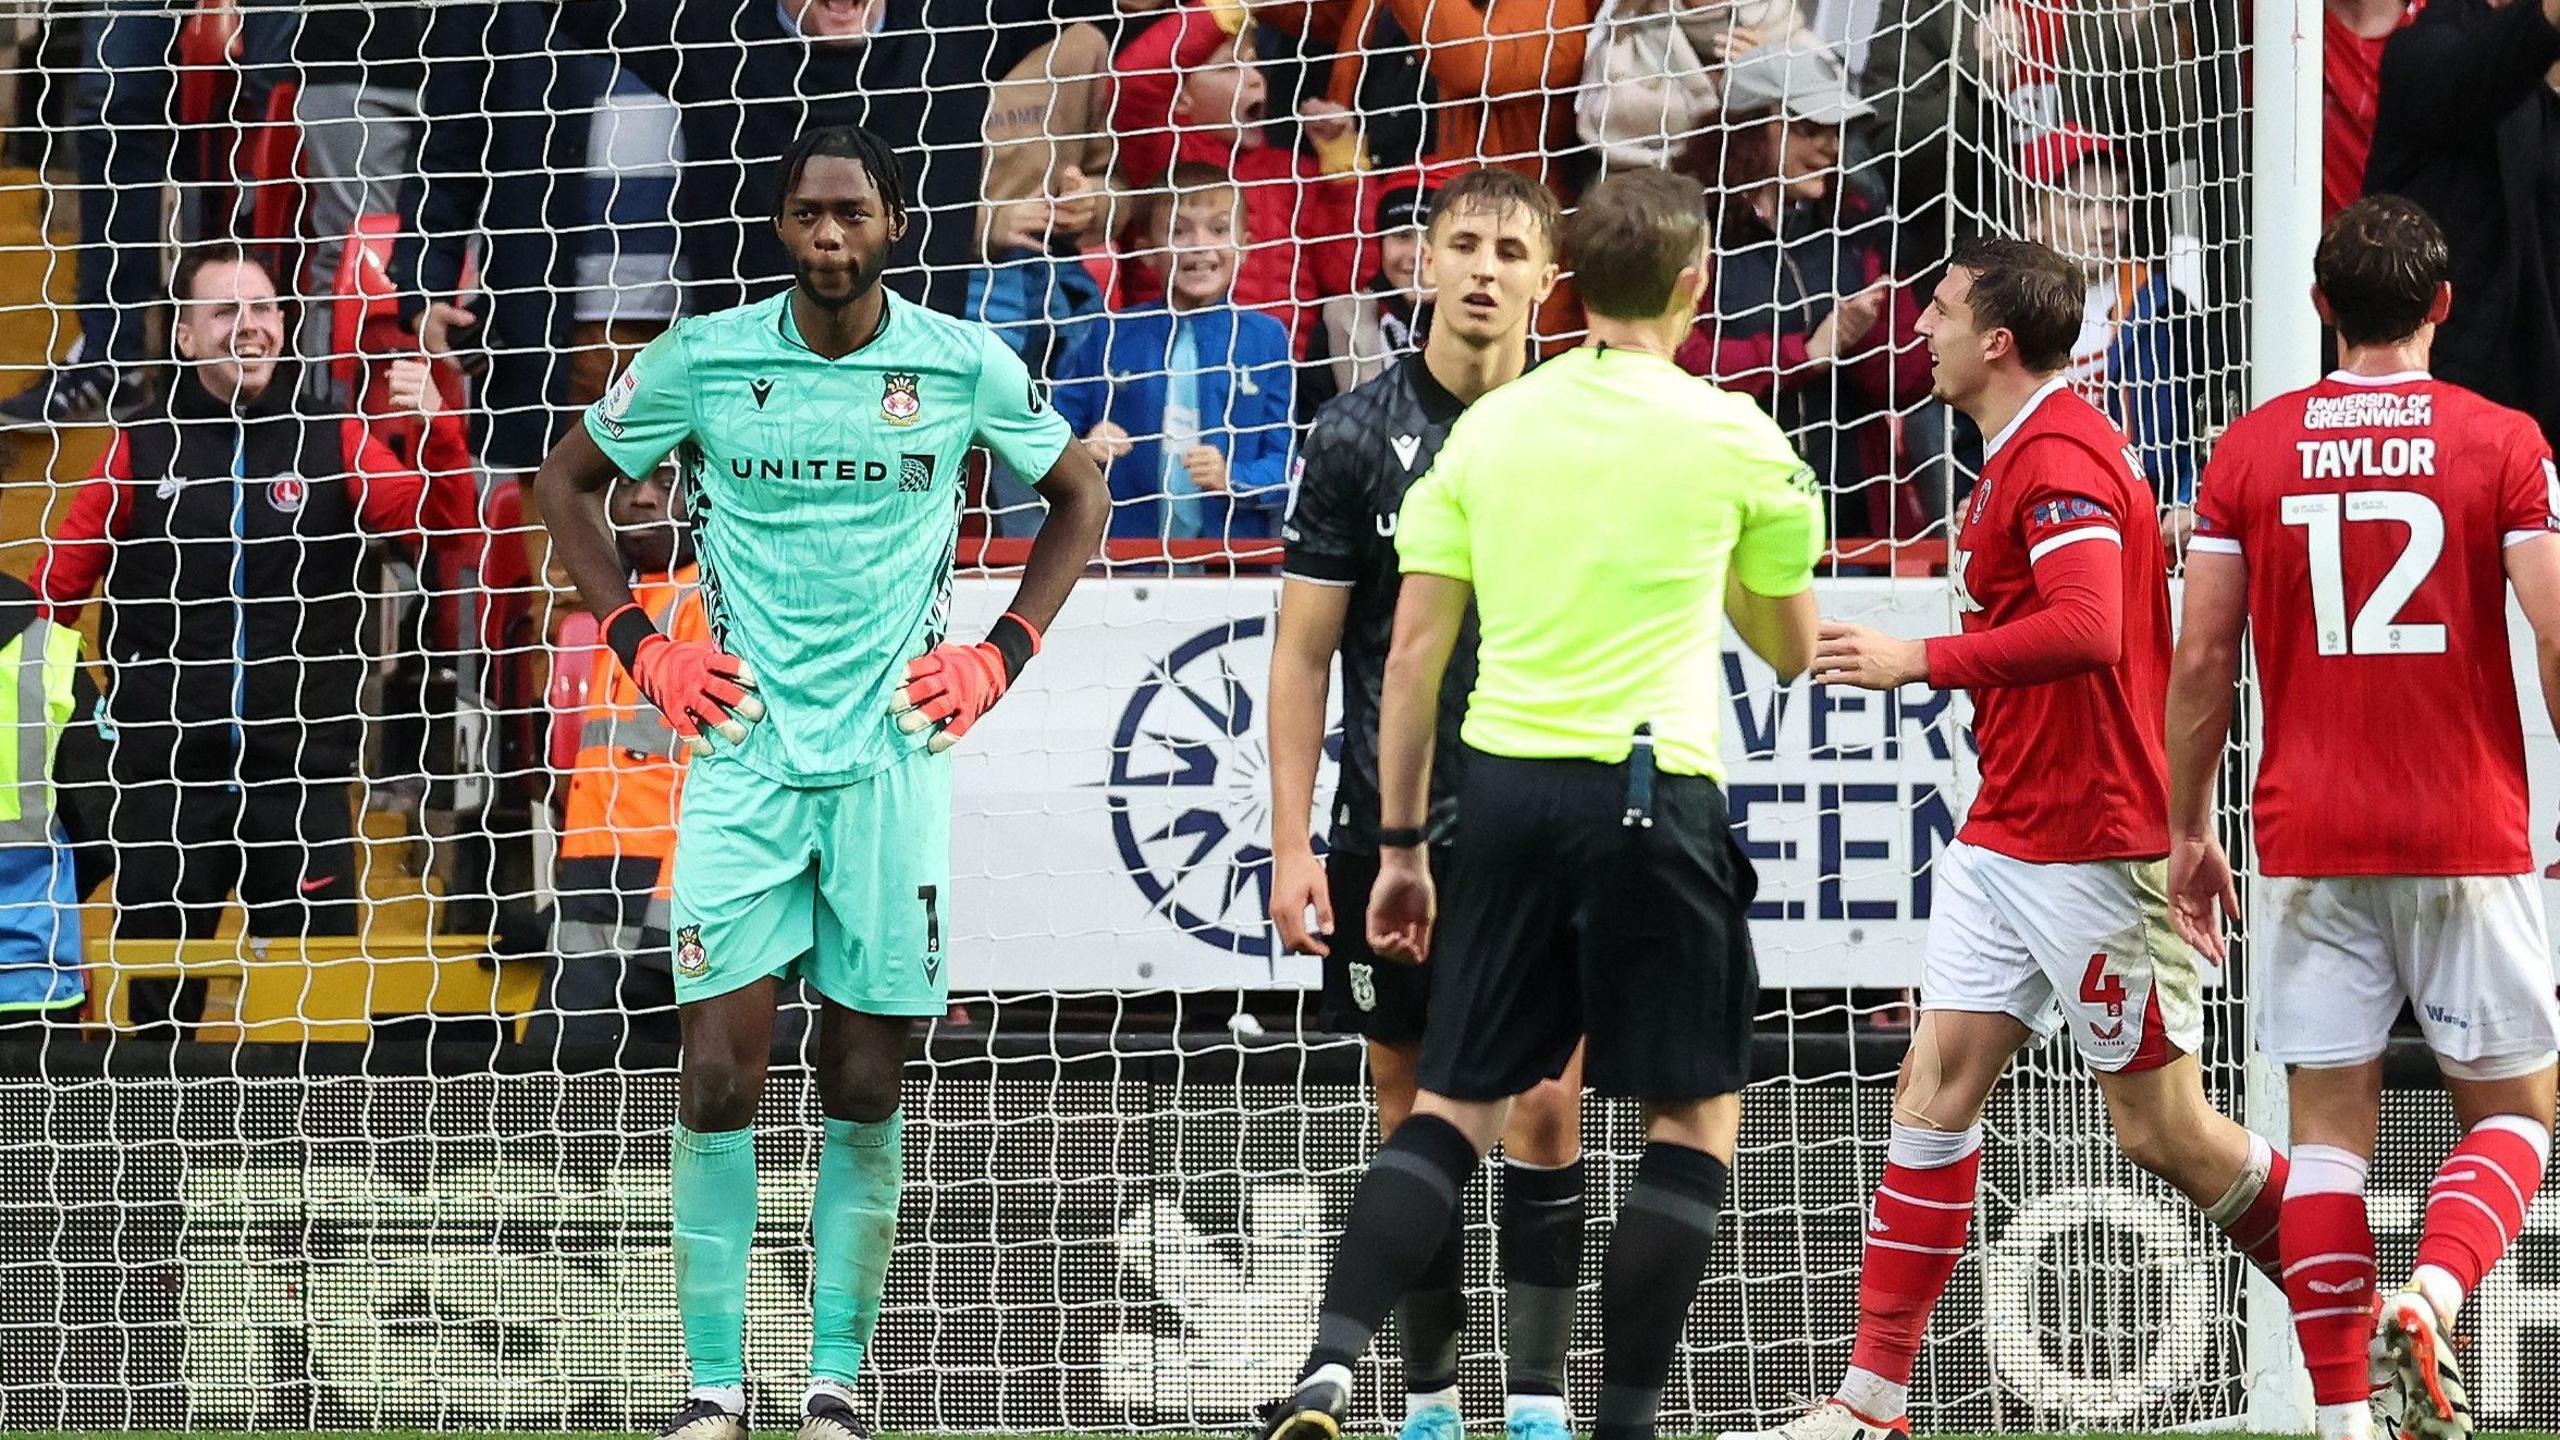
[1375,825,1428,849]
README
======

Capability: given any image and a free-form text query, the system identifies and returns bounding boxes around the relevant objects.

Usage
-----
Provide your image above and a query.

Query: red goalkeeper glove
[607,603,765,757]
[890,612,1041,752]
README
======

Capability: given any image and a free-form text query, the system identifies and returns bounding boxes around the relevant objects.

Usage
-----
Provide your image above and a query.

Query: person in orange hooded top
[1308,0,1593,186]
[1254,0,1594,349]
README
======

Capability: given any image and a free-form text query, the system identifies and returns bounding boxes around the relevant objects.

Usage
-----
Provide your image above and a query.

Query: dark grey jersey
[1280,353,1477,854]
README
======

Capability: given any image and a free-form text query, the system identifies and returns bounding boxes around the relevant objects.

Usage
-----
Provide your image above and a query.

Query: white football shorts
[2256,874,2560,1071]
[1922,840,2204,1072]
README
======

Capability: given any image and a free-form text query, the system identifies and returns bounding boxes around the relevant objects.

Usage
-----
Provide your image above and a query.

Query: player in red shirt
[2166,196,2560,1440]
[1725,238,2288,1440]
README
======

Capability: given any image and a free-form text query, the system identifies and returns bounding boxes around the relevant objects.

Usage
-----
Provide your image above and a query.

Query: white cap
[1721,37,1874,126]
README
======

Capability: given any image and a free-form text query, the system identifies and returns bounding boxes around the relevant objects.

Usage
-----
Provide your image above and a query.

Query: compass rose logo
[1107,617,1340,956]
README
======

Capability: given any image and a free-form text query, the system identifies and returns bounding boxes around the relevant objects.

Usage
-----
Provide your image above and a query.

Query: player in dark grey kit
[1266,167,1585,1440]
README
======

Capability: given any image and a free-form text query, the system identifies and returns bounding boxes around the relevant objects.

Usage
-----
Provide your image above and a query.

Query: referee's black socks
[1304,1112,1484,1381]
[1593,1142,1730,1440]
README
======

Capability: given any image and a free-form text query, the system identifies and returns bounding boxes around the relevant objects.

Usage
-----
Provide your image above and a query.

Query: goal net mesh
[0,1,2528,1434]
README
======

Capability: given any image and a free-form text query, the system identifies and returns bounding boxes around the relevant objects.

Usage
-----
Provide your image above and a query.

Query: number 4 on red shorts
[2080,954,2128,1018]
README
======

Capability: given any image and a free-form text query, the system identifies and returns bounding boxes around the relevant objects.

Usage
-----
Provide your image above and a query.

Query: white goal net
[0,1,2549,1435]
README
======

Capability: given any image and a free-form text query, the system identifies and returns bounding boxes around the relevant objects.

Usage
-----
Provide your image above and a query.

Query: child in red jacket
[1110,2,1365,352]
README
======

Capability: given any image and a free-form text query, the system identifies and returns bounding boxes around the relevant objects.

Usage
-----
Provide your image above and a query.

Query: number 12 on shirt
[2279,489,2447,657]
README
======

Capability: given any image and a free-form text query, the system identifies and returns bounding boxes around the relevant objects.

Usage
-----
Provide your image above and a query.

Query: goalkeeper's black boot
[1254,1370,1349,1440]
[656,1396,748,1440]
[800,1392,874,1440]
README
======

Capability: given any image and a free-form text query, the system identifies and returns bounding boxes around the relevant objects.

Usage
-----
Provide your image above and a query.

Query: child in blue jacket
[1053,164,1297,543]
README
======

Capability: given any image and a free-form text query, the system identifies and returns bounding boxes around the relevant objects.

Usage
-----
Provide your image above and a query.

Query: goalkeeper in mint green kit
[533,125,1109,1440]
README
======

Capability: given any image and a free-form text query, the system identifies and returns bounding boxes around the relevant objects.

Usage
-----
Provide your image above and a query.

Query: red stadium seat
[328,214,419,404]
[244,81,304,278]
[175,0,294,243]
[479,481,533,637]
[478,478,549,802]
[329,214,480,653]
[174,1,240,181]
[328,213,477,401]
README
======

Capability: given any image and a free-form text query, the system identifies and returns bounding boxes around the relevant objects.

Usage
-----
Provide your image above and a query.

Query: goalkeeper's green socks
[671,1113,904,1401]
[672,1122,759,1404]
[810,1111,905,1386]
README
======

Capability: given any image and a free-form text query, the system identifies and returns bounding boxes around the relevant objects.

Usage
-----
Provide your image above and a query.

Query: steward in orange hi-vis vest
[547,564,706,1054]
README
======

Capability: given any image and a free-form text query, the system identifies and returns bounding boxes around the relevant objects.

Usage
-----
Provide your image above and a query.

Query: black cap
[1375,182,1436,232]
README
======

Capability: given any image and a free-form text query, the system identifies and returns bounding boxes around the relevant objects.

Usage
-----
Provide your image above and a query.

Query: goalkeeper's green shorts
[668,746,953,1014]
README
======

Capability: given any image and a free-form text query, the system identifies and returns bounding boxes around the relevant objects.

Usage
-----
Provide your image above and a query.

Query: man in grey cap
[1683,36,1936,539]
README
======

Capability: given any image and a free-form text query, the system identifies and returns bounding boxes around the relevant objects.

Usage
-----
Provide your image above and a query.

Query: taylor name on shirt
[2295,436,2438,479]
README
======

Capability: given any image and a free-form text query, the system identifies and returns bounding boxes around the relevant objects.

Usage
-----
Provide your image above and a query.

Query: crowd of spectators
[0,0,2288,528]
[3,0,2555,1047]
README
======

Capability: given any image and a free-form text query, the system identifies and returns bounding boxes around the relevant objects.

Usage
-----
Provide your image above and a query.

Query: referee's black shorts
[1418,747,1761,1104]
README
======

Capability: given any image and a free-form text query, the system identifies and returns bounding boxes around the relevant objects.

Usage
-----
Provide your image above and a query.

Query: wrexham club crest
[881,372,922,426]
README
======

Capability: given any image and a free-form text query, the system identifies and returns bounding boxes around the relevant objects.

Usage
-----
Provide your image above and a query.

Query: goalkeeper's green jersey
[585,290,1072,787]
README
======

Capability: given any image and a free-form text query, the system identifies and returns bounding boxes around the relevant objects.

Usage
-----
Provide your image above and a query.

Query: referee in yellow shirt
[1256,169,1826,1440]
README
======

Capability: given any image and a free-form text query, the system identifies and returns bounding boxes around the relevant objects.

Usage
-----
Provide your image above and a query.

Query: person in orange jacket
[538,461,704,1057]
[1312,0,1594,187]
[1298,0,1596,348]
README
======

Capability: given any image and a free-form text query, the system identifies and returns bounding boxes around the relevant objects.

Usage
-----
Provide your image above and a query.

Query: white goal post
[2242,0,2323,1427]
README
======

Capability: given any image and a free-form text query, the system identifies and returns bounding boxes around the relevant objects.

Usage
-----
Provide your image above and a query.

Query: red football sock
[2209,1136,2288,1284]
[2282,1144,2379,1407]
[1848,1124,1982,1391]
[2413,1115,2549,1305]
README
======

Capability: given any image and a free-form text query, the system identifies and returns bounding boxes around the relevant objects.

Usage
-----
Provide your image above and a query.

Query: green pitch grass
[0,1432,2379,1438]
[0,1424,2334,1434]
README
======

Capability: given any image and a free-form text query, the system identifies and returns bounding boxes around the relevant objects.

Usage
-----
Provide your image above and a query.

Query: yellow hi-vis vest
[0,620,81,839]
[0,617,86,1013]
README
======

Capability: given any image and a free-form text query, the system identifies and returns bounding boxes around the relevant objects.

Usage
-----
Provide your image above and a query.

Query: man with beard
[532,125,1110,1440]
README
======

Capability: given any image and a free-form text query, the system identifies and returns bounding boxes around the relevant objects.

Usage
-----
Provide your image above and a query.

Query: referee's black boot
[1253,1370,1348,1440]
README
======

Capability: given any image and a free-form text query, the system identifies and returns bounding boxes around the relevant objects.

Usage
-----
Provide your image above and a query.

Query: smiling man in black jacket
[2365,0,2560,449]
[34,245,477,954]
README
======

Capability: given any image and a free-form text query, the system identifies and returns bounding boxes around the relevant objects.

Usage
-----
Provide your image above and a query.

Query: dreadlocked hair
[772,124,908,220]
